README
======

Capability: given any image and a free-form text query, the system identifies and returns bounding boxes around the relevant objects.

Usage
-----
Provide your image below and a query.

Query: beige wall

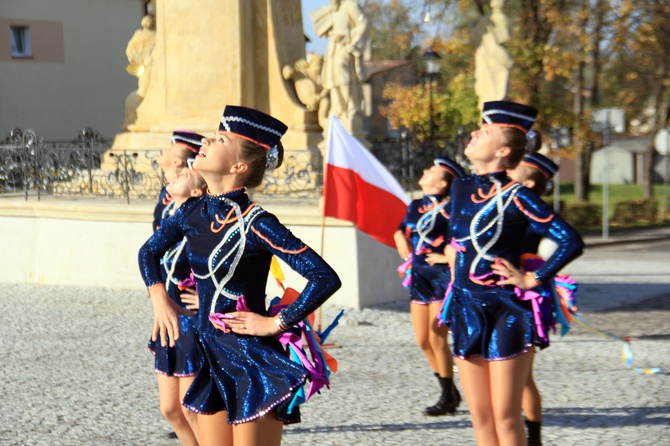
[0,199,406,309]
[0,0,143,140]
[0,19,65,63]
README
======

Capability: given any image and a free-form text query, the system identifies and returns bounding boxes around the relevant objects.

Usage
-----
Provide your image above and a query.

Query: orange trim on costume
[435,164,460,178]
[251,227,309,254]
[471,181,518,203]
[487,122,530,133]
[417,202,436,213]
[513,197,554,223]
[210,203,258,233]
[520,161,551,179]
[429,235,445,247]
[217,130,270,150]
[173,141,199,153]
[469,276,496,286]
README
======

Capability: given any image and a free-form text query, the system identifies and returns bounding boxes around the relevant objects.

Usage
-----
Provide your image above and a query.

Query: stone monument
[309,0,371,141]
[113,0,321,151]
[107,0,405,308]
[469,0,513,111]
[121,14,156,132]
[282,54,330,132]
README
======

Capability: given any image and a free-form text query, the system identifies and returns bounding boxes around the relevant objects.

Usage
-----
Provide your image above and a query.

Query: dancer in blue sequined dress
[394,156,466,416]
[509,151,561,446]
[439,101,583,445]
[153,131,205,232]
[139,106,341,446]
[149,130,204,445]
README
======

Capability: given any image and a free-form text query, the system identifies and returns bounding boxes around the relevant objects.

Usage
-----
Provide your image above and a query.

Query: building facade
[1,0,145,140]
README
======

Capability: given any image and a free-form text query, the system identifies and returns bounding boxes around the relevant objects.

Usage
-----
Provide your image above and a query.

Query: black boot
[424,376,461,416]
[525,419,542,446]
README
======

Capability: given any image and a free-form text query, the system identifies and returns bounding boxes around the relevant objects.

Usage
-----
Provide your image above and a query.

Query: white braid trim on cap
[172,135,203,146]
[482,109,537,124]
[220,116,284,138]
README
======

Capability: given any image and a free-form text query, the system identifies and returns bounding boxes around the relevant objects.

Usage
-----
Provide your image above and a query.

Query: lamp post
[421,49,441,140]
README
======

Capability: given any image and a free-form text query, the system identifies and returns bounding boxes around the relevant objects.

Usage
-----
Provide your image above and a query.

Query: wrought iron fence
[260,149,323,198]
[0,127,324,202]
[369,132,470,191]
[0,127,163,203]
[0,127,471,204]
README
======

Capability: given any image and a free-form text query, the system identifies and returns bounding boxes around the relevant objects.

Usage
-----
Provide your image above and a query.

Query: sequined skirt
[409,263,450,304]
[448,285,538,360]
[181,325,306,425]
[148,313,201,377]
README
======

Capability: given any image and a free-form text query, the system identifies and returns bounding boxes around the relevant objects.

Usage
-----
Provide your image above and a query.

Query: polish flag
[323,116,410,248]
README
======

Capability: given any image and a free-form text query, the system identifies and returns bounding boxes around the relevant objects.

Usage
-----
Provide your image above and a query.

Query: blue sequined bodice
[139,188,341,330]
[398,194,451,266]
[449,171,583,289]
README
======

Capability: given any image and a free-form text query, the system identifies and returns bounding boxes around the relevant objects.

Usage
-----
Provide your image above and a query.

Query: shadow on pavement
[285,417,472,435]
[543,405,670,427]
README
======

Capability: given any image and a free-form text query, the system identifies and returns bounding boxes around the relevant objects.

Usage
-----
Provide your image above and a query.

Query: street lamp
[421,48,441,140]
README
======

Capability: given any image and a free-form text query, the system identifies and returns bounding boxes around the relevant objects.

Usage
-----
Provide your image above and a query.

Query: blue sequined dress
[138,188,341,424]
[152,187,173,231]
[398,194,452,304]
[442,171,583,360]
[147,194,201,377]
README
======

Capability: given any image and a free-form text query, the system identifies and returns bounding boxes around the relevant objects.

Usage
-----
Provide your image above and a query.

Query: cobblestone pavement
[0,239,668,445]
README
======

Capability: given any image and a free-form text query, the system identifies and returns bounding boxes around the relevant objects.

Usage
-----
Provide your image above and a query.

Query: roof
[600,136,652,154]
[364,60,413,77]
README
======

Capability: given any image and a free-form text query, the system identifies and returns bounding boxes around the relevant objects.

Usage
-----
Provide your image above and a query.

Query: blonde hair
[500,127,527,170]
[191,170,208,193]
[238,139,284,188]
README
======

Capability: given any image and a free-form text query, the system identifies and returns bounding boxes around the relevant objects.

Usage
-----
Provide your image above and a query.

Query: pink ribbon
[450,238,466,252]
[515,287,548,343]
[396,255,413,288]
[208,296,250,332]
[209,298,329,403]
[178,271,196,290]
[269,304,329,401]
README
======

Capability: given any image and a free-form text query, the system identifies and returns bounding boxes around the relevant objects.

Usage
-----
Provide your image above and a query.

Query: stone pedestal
[113,0,323,152]
[0,199,405,308]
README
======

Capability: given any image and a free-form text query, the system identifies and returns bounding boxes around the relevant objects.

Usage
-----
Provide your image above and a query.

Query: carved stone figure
[122,14,156,131]
[469,0,513,111]
[282,54,330,130]
[311,0,371,120]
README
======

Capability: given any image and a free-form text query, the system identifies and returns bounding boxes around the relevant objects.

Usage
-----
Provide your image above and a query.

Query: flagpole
[317,117,333,333]
[317,213,327,332]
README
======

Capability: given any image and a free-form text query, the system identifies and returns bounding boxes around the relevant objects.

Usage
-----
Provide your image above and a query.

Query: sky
[301,0,330,55]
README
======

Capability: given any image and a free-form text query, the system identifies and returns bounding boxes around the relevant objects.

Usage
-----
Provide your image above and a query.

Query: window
[10,26,32,58]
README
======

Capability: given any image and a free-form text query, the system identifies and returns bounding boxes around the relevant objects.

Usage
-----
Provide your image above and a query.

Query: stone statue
[122,14,156,131]
[282,54,330,130]
[469,0,513,111]
[311,0,371,120]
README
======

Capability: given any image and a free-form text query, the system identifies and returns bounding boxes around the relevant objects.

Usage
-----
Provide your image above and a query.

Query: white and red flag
[323,116,410,248]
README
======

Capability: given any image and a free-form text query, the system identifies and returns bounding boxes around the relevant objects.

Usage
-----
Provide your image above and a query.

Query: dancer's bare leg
[490,351,534,446]
[157,374,199,446]
[198,411,233,446]
[456,357,497,445]
[410,303,438,372]
[428,302,453,378]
